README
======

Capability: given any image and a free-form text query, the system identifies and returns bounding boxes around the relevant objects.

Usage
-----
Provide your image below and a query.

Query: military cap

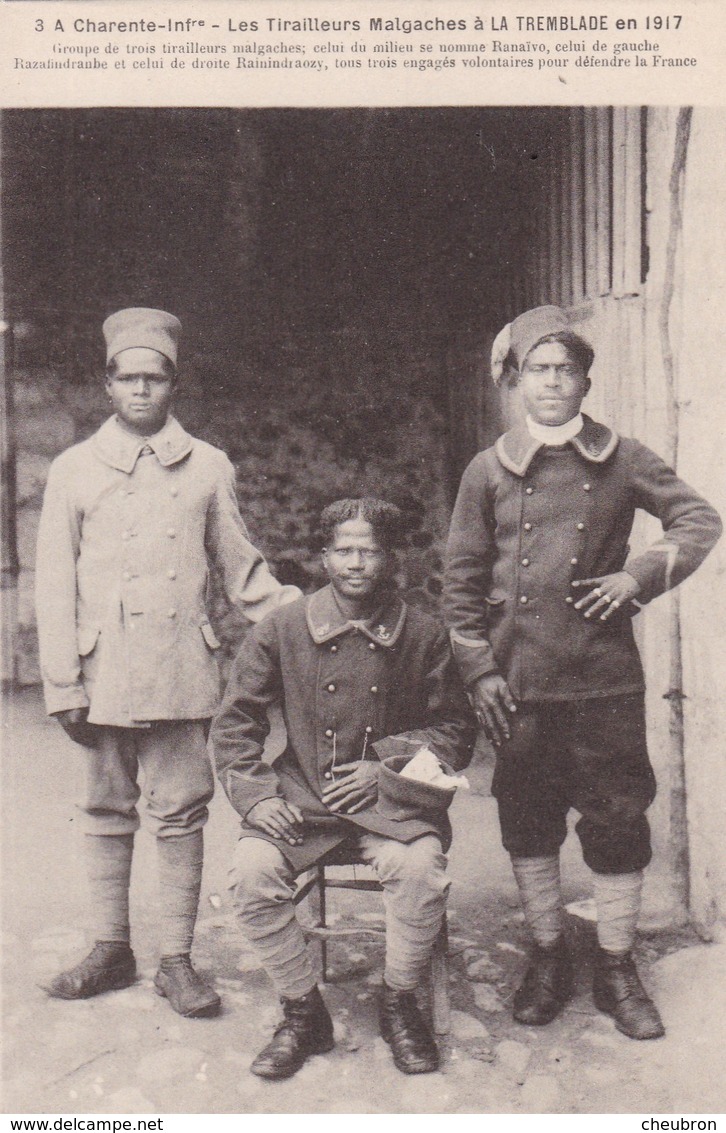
[103,307,181,366]
[491,305,592,386]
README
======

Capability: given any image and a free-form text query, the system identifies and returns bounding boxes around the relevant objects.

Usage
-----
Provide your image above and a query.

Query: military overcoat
[211,586,477,873]
[35,415,299,726]
[444,415,722,701]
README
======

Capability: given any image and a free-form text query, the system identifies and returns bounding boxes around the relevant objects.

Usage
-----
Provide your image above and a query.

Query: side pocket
[200,622,222,650]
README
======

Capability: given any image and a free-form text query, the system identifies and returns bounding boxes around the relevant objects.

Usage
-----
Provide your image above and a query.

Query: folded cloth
[399,747,470,792]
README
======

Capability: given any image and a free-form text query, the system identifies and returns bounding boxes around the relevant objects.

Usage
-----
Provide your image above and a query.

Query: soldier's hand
[470,673,517,747]
[246,798,305,845]
[322,761,380,815]
[54,708,98,748]
[571,571,641,622]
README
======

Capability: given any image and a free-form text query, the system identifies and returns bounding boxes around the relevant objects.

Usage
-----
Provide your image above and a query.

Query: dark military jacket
[444,415,722,702]
[211,585,476,873]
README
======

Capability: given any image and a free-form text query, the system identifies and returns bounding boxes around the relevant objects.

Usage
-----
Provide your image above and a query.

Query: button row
[524,483,591,493]
[327,684,379,693]
[324,725,374,739]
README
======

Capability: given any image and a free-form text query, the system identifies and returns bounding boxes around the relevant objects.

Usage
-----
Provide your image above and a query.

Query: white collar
[526,412,584,446]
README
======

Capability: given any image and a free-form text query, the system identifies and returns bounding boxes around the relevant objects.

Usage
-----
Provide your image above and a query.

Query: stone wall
[12,326,454,684]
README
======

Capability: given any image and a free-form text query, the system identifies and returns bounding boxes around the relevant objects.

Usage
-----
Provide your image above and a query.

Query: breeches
[77,720,214,838]
[229,833,448,994]
[492,694,656,874]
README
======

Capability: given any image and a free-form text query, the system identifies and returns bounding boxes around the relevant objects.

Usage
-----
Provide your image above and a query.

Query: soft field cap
[491,305,590,386]
[375,753,459,822]
[103,307,181,366]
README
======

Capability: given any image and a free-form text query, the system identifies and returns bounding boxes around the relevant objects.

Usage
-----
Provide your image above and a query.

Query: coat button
[121,531,131,541]
[521,558,530,567]
[365,726,373,734]
[325,728,334,738]
[122,570,131,581]
[370,685,379,693]
[167,528,176,538]
[520,595,528,604]
[369,642,377,651]
[324,771,332,780]
[170,487,179,497]
[525,486,534,495]
[524,522,532,532]
[167,569,177,580]
[168,608,177,618]
[566,596,574,604]
[570,558,578,566]
[583,483,591,491]
[576,522,585,531]
[330,644,338,653]
[327,683,336,693]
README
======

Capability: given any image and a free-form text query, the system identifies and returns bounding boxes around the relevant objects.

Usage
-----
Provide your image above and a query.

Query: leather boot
[593,948,665,1040]
[250,986,334,1080]
[513,937,573,1025]
[379,982,439,1074]
[154,954,221,1018]
[41,941,136,999]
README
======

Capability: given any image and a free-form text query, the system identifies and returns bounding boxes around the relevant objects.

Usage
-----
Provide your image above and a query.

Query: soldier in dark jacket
[444,305,721,1041]
[211,499,475,1080]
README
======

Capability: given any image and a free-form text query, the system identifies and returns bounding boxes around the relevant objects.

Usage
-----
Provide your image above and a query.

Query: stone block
[16,505,41,570]
[15,453,51,507]
[16,410,75,457]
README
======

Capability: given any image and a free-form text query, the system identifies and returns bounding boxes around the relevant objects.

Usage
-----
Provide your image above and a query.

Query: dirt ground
[2,688,724,1115]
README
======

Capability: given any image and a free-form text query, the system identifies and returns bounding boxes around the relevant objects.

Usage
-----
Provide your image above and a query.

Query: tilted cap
[103,307,181,366]
[491,305,592,386]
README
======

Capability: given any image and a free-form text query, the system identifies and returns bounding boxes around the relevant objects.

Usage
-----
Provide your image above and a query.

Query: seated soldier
[211,498,476,1080]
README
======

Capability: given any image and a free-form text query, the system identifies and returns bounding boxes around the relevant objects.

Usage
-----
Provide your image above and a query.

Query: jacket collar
[306,584,407,648]
[90,415,194,473]
[495,413,619,477]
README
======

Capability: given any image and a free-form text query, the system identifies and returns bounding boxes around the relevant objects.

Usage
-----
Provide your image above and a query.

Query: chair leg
[317,866,328,982]
[430,915,450,1035]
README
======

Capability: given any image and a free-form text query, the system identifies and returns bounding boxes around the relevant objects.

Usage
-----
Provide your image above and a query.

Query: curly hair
[529,330,595,375]
[319,498,403,552]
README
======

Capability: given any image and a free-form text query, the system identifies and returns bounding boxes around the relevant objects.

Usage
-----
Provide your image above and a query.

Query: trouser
[78,720,214,837]
[76,721,214,954]
[229,833,449,998]
[492,694,656,874]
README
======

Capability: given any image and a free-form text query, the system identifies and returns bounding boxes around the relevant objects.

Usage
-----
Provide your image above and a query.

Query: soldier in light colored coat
[35,307,299,1016]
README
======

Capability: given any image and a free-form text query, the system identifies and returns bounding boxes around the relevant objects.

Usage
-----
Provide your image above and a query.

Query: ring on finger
[611,599,620,608]
[603,593,612,603]
[594,587,602,597]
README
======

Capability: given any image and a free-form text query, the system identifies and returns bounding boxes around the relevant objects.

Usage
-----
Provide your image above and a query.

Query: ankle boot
[41,941,136,1000]
[593,948,665,1040]
[154,954,221,1018]
[379,982,439,1074]
[250,986,334,1080]
[513,936,573,1025]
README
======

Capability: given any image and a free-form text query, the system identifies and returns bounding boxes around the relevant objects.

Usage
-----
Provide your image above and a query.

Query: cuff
[43,685,90,716]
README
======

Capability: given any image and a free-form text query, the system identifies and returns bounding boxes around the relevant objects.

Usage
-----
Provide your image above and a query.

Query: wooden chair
[293,841,451,1034]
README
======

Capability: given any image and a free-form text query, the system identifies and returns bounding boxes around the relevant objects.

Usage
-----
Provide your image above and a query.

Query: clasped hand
[322,760,380,815]
[246,798,305,846]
